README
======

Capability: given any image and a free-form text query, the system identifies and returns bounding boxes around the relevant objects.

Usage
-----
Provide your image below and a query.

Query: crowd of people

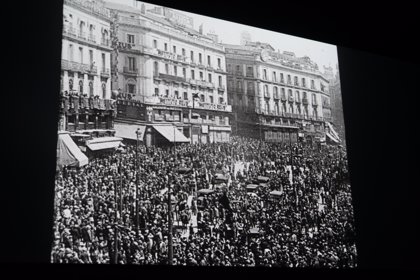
[51,136,357,267]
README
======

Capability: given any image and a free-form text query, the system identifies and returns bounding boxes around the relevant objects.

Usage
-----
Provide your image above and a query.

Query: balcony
[87,34,96,43]
[101,38,110,47]
[188,79,214,88]
[294,82,299,87]
[217,85,225,91]
[280,79,285,84]
[60,96,116,113]
[123,67,138,75]
[288,96,294,102]
[247,90,255,96]
[295,98,301,104]
[100,68,110,77]
[155,73,185,83]
[197,63,206,69]
[61,59,89,73]
[78,31,87,40]
[312,100,318,106]
[215,67,226,74]
[311,86,316,90]
[63,25,77,37]
[86,65,97,75]
[281,95,287,102]
[264,92,270,98]
[64,0,110,19]
[273,93,280,100]
[302,98,309,105]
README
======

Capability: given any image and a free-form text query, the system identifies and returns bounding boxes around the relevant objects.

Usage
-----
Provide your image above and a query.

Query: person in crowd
[52,136,357,267]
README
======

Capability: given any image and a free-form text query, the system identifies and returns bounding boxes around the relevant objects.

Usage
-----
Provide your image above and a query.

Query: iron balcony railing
[123,67,138,74]
[60,96,116,112]
[101,38,110,47]
[100,68,110,77]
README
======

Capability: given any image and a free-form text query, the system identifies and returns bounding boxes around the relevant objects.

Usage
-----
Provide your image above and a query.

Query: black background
[3,0,419,276]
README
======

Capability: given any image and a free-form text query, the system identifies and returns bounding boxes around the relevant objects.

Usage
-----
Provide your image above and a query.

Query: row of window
[149,37,222,67]
[62,77,107,98]
[153,88,225,104]
[67,44,107,69]
[262,102,318,117]
[152,61,224,84]
[228,64,325,91]
[65,13,109,40]
[262,86,318,102]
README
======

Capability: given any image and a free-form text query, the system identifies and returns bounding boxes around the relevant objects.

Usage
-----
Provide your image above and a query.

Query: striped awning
[153,125,190,143]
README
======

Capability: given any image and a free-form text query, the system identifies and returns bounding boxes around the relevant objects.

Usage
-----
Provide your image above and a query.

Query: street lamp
[135,128,141,237]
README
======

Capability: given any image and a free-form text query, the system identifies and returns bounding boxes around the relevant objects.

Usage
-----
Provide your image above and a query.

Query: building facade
[105,2,231,146]
[224,42,331,144]
[59,0,115,133]
[327,65,346,143]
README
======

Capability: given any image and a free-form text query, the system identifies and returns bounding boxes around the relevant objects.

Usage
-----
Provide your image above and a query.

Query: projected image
[52,0,356,267]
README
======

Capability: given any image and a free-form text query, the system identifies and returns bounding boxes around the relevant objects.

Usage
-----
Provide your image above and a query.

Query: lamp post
[135,128,140,237]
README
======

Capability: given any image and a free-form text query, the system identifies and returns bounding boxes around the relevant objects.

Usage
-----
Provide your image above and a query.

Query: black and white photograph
[51,0,357,267]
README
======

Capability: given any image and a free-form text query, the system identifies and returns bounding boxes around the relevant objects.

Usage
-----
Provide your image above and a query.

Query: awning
[86,141,121,151]
[86,136,123,151]
[326,132,340,144]
[114,123,146,141]
[57,133,88,168]
[153,125,190,143]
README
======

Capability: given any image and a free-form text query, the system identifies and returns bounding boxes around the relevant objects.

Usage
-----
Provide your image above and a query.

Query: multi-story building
[224,42,331,144]
[327,64,345,144]
[105,2,231,146]
[59,0,115,133]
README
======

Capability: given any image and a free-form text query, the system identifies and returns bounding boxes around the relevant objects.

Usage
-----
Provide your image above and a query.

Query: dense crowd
[51,136,357,267]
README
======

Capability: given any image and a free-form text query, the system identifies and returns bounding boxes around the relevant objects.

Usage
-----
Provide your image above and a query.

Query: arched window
[89,24,94,41]
[79,21,85,38]
[68,44,73,61]
[264,85,268,95]
[274,86,278,96]
[79,80,83,94]
[154,61,159,75]
[89,81,93,96]
[275,102,279,115]
[69,78,73,90]
[102,82,106,98]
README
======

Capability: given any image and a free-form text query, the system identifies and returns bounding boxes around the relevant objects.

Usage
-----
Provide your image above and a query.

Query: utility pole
[167,126,176,265]
[135,128,140,237]
[113,177,118,264]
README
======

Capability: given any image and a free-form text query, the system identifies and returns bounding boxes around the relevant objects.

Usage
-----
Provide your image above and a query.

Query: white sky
[105,0,338,74]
